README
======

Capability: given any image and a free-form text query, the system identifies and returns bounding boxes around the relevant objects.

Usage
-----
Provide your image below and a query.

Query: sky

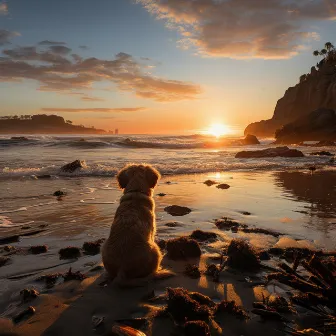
[0,0,335,134]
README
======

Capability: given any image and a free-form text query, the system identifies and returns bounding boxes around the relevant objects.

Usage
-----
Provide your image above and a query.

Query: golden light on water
[206,123,231,138]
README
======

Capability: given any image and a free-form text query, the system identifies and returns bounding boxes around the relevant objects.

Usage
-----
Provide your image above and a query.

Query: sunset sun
[206,123,230,138]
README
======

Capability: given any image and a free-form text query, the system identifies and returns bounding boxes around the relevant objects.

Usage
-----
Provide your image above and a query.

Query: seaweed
[29,245,48,254]
[59,246,81,259]
[215,300,249,320]
[184,320,211,336]
[184,264,201,279]
[190,230,217,242]
[63,267,86,282]
[166,237,201,260]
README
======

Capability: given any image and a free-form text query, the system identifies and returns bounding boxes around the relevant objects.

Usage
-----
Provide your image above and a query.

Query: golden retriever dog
[102,164,170,286]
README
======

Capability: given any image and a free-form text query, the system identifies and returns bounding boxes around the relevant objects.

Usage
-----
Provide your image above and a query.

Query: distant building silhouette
[115,128,119,135]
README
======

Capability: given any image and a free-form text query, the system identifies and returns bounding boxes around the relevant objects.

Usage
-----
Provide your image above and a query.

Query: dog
[102,164,170,286]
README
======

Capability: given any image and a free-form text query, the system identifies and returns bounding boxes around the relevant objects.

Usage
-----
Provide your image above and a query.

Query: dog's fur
[102,164,164,284]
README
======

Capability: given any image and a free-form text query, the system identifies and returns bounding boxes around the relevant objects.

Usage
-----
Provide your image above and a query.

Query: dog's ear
[145,166,160,189]
[117,166,129,189]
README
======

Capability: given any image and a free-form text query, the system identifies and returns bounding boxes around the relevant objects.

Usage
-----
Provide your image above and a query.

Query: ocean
[0,134,334,178]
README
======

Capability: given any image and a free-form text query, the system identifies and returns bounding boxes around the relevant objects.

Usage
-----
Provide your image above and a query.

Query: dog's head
[117,164,160,191]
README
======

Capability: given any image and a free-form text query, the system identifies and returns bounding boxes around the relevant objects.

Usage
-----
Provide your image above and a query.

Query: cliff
[244,62,336,137]
[274,108,336,143]
[0,115,106,134]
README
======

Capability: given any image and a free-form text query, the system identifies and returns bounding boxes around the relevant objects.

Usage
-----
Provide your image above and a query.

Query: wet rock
[36,273,62,287]
[29,245,48,254]
[37,174,52,179]
[164,221,184,228]
[60,160,87,173]
[259,250,271,261]
[215,300,249,320]
[0,256,10,267]
[216,183,230,189]
[20,289,39,303]
[21,225,31,230]
[268,247,284,256]
[59,246,81,259]
[203,180,217,186]
[156,239,166,250]
[166,287,212,323]
[184,264,201,279]
[11,136,29,141]
[4,245,15,252]
[227,239,260,272]
[63,267,86,282]
[267,294,295,314]
[166,237,201,260]
[240,211,251,216]
[13,306,35,324]
[184,320,211,336]
[235,146,304,158]
[82,239,104,255]
[310,151,333,156]
[190,230,217,242]
[164,205,191,216]
[53,190,67,197]
[157,193,166,197]
[215,217,242,231]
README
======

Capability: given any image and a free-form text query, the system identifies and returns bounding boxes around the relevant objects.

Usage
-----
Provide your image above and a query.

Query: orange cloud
[1,44,202,101]
[136,0,335,59]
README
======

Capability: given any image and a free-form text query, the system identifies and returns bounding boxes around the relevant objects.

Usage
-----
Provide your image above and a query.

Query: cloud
[79,45,89,50]
[38,40,67,46]
[1,44,201,101]
[136,0,336,59]
[49,45,72,55]
[81,95,105,102]
[0,2,8,15]
[41,107,147,113]
[0,29,20,46]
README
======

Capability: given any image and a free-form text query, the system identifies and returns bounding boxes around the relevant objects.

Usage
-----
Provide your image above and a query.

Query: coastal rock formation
[243,134,260,145]
[244,62,336,137]
[60,160,87,173]
[235,146,304,158]
[275,109,336,144]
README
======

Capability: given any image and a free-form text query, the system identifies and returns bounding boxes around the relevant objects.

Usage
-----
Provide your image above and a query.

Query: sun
[206,123,230,138]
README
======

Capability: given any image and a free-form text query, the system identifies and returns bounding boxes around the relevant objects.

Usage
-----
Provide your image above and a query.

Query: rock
[164,205,191,216]
[244,62,336,138]
[60,160,87,173]
[164,221,184,228]
[216,183,230,189]
[184,264,201,279]
[4,245,15,252]
[29,245,48,254]
[227,239,260,272]
[37,174,52,179]
[157,193,166,196]
[235,146,304,158]
[166,287,212,323]
[215,300,249,320]
[59,246,81,259]
[275,109,336,144]
[166,237,201,260]
[215,217,241,230]
[244,134,260,145]
[36,273,62,287]
[259,250,271,261]
[190,230,217,241]
[20,289,39,303]
[310,151,333,156]
[82,239,104,255]
[203,180,217,186]
[63,267,86,281]
[53,190,67,197]
[13,306,35,324]
[184,321,211,336]
[239,227,282,238]
[0,256,10,267]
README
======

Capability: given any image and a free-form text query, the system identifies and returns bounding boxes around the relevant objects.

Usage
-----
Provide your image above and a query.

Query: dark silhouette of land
[0,114,106,134]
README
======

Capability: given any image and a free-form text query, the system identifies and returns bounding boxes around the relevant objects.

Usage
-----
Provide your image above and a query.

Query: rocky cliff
[244,62,336,137]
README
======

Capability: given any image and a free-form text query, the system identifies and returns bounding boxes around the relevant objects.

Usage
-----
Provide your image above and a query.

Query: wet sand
[0,170,335,335]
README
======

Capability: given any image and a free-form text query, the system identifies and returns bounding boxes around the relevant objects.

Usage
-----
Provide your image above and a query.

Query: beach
[0,135,335,335]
